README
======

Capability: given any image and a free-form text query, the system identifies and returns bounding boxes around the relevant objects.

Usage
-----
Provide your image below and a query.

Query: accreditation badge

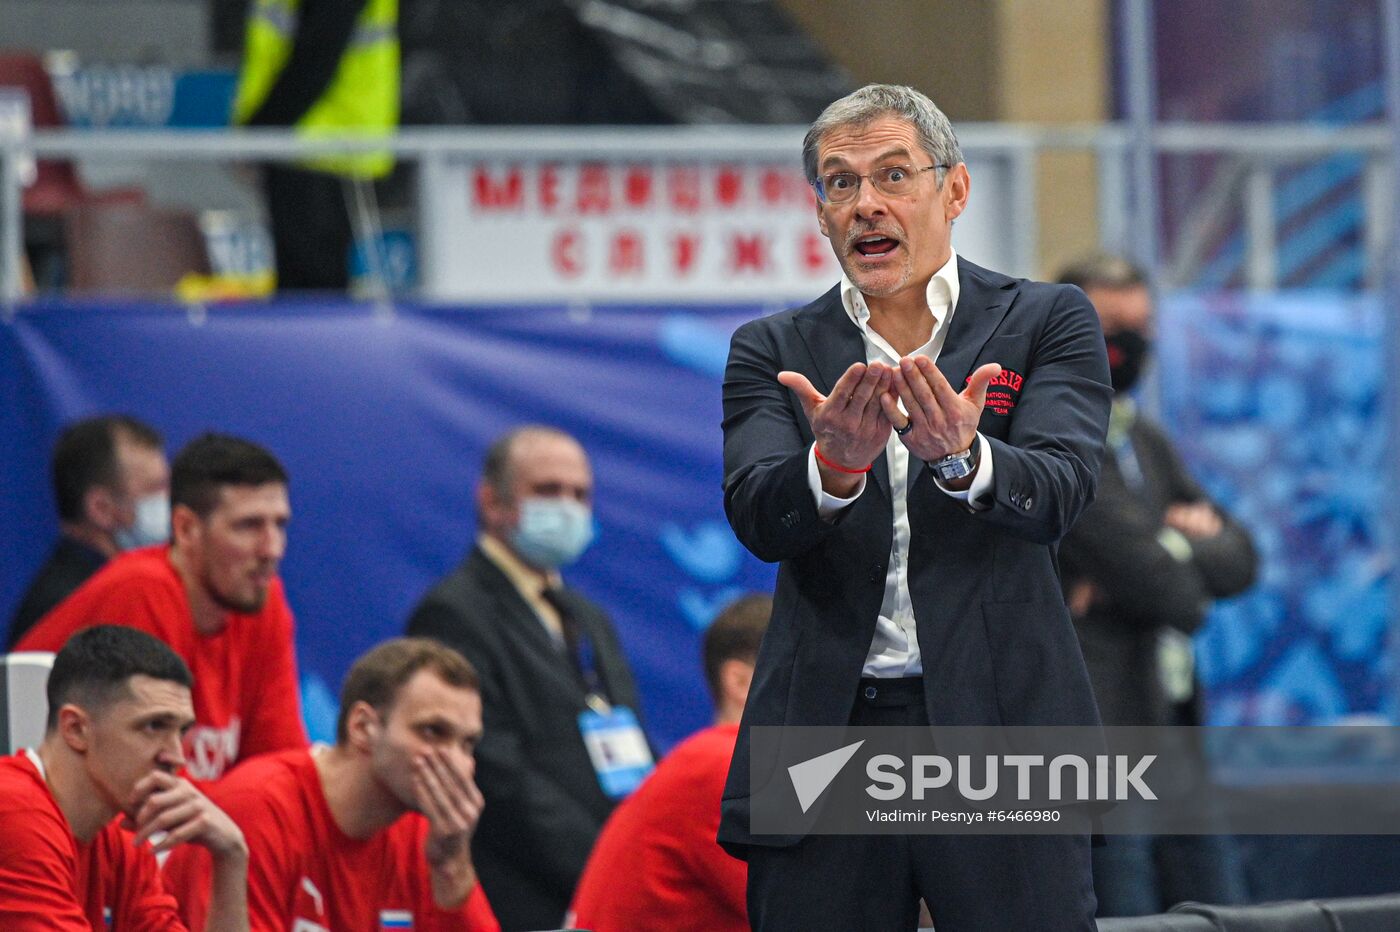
[578,704,654,799]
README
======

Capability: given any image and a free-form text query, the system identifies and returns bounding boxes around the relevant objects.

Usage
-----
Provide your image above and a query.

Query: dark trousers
[263,165,353,291]
[746,678,1098,932]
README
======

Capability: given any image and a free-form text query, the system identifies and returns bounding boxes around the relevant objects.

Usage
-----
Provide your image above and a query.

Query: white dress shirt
[805,249,995,677]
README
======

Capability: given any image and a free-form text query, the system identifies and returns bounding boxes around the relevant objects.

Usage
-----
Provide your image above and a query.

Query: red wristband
[814,444,872,474]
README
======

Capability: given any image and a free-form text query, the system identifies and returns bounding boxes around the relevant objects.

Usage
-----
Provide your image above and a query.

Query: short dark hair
[336,638,480,743]
[1056,254,1148,292]
[702,593,771,703]
[480,425,579,501]
[45,625,192,730]
[52,415,163,523]
[170,433,288,518]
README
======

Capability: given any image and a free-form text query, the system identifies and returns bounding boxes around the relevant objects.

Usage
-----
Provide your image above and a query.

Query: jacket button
[782,510,799,528]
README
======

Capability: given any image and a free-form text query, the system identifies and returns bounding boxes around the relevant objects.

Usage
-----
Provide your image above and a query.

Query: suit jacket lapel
[794,286,863,396]
[936,257,1016,392]
[794,287,892,502]
[471,550,581,692]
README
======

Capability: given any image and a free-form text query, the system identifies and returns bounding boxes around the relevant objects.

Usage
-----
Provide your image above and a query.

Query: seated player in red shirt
[17,434,307,780]
[0,625,249,930]
[568,594,771,932]
[163,638,500,931]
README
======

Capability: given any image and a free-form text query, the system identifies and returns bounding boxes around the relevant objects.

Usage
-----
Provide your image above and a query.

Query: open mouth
[853,234,899,257]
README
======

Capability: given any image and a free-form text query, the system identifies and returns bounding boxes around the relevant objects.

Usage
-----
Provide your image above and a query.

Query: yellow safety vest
[233,0,398,179]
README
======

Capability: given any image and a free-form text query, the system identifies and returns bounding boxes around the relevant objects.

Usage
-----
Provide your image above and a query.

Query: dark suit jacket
[406,545,642,931]
[7,535,106,649]
[1059,413,1257,726]
[718,257,1113,850]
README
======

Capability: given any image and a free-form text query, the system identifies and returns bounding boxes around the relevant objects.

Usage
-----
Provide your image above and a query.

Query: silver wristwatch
[930,440,979,482]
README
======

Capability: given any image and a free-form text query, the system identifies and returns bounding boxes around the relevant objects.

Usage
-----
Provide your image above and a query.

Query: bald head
[479,427,586,504]
[476,427,594,568]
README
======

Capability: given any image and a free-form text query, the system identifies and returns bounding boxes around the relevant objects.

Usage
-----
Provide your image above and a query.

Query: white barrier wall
[418,141,1019,302]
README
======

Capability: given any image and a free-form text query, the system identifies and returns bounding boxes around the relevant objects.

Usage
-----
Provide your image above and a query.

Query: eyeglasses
[813,164,947,204]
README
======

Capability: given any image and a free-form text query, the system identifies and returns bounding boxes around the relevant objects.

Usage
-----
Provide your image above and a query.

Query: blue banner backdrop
[1158,291,1394,725]
[2,293,1393,747]
[0,300,777,750]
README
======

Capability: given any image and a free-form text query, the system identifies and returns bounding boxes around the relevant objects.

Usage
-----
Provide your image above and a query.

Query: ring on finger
[895,419,914,437]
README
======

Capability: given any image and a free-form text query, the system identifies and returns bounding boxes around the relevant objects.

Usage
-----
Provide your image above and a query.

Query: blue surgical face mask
[114,493,171,551]
[510,497,595,570]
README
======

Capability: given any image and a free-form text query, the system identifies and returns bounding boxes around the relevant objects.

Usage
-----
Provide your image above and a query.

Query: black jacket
[1059,412,1257,726]
[406,545,641,931]
[8,535,106,649]
[718,258,1114,850]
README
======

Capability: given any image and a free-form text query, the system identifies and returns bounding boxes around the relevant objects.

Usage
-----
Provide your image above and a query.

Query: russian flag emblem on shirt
[380,909,413,929]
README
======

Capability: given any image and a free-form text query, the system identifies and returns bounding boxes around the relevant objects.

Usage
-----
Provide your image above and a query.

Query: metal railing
[0,122,1391,306]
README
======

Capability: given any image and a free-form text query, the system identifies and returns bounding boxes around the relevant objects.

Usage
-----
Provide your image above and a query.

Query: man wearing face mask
[1056,255,1257,917]
[407,425,648,932]
[18,433,308,782]
[9,415,170,649]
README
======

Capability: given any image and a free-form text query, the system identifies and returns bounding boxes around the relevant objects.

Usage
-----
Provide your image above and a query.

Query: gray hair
[802,84,964,186]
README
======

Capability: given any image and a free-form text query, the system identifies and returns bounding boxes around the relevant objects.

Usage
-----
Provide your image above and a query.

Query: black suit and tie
[406,543,642,931]
[720,257,1113,930]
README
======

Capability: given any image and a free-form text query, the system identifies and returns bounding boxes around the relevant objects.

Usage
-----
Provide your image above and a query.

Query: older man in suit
[406,425,647,931]
[719,84,1113,931]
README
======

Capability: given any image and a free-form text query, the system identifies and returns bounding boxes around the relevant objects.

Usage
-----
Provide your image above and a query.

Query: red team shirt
[0,753,186,931]
[162,748,500,932]
[16,546,308,780]
[569,723,746,932]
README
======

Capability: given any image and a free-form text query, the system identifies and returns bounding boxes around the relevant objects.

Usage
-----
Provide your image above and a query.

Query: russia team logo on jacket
[975,367,1023,415]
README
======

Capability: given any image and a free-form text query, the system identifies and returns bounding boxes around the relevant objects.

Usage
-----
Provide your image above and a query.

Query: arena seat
[0,50,144,217]
[1174,900,1332,930]
[1316,893,1400,931]
[1,49,147,289]
[1096,913,1216,930]
[0,651,54,754]
[1097,894,1400,931]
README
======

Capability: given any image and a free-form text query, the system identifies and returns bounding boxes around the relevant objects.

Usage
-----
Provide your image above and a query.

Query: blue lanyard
[544,587,609,707]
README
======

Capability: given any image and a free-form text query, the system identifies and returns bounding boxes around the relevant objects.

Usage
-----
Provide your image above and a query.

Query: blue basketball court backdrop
[1,292,1393,748]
